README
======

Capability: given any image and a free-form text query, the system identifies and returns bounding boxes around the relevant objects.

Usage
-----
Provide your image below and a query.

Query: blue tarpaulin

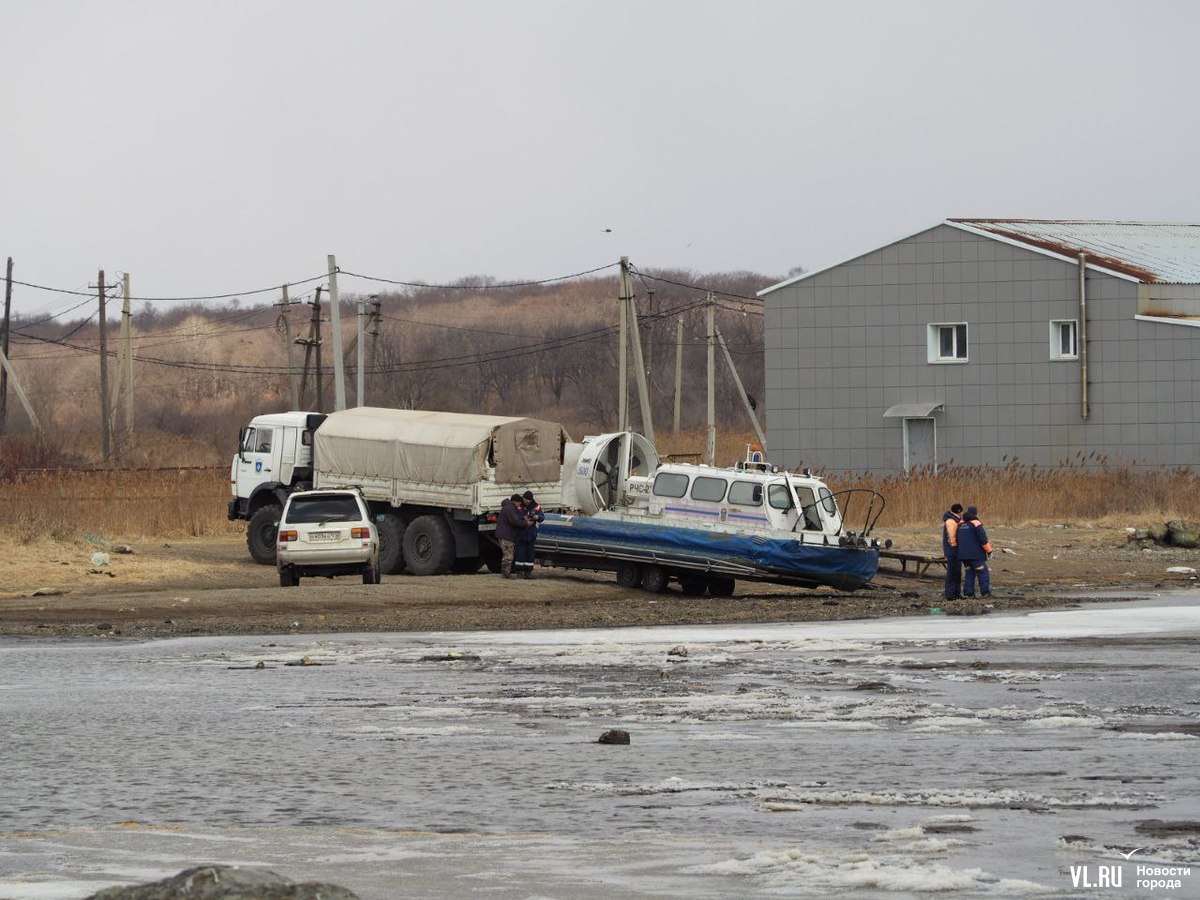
[537,513,878,590]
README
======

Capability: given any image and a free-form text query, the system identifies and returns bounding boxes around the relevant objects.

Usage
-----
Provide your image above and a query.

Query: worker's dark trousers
[963,560,990,597]
[515,535,536,576]
[944,550,961,600]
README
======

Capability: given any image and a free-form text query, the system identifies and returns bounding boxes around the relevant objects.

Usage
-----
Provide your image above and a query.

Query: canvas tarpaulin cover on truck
[313,407,568,485]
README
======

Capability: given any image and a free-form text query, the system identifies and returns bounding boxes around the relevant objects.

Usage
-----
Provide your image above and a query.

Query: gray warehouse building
[760,219,1200,473]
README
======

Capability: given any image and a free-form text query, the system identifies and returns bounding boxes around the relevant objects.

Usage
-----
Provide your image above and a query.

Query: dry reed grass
[839,462,1200,528]
[0,467,238,544]
[2,442,1195,544]
[654,428,761,466]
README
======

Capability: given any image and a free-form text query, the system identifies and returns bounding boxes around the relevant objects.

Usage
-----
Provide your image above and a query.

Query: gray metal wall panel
[765,223,1199,473]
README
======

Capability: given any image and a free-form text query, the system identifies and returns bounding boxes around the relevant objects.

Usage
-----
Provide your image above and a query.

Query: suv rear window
[285,495,363,523]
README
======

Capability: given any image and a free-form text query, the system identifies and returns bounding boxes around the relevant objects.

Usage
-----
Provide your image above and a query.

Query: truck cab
[229,411,323,563]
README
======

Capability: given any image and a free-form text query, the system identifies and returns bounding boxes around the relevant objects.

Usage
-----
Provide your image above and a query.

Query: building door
[903,417,937,474]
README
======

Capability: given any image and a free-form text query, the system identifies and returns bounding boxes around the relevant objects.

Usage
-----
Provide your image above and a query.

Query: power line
[340,262,619,291]
[7,272,329,303]
[378,313,563,339]
[10,298,712,377]
[12,295,98,328]
[628,267,766,303]
[6,262,620,305]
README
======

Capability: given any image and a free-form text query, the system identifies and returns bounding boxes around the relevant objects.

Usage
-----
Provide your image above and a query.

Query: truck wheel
[279,566,296,587]
[640,565,668,593]
[248,505,282,565]
[679,576,707,596]
[402,515,456,576]
[708,576,736,598]
[615,562,642,589]
[377,513,406,574]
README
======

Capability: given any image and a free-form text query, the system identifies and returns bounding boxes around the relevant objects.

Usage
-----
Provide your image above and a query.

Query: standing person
[515,490,544,579]
[496,494,528,579]
[957,505,993,598]
[942,503,964,601]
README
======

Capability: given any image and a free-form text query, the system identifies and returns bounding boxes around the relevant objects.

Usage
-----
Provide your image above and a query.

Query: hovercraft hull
[536,512,878,591]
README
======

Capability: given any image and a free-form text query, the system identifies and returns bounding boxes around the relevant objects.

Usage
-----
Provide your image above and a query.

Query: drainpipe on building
[1078,252,1089,420]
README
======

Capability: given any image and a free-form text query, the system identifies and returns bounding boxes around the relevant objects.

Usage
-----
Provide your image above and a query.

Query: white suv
[276,489,380,587]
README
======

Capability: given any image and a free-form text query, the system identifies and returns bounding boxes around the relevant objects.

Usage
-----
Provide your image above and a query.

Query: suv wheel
[279,566,297,587]
[362,561,380,585]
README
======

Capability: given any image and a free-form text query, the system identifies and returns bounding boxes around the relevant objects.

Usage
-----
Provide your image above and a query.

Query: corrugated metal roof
[947,219,1200,284]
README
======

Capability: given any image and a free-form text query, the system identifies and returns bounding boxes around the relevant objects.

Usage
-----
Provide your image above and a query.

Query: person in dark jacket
[496,495,528,578]
[942,503,964,601]
[956,505,992,598]
[515,490,544,578]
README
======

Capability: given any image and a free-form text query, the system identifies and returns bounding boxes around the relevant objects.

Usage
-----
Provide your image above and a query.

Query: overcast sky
[2,0,1197,317]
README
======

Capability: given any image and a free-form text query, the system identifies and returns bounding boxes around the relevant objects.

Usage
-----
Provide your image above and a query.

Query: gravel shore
[1,525,1194,639]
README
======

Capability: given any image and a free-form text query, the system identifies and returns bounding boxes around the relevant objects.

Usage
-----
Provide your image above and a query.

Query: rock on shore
[87,864,359,899]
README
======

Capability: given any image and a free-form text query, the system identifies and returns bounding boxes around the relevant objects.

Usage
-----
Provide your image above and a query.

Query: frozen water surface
[2,595,1198,898]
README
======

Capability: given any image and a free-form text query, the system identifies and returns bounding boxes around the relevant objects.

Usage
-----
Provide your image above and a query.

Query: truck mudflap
[534,513,878,591]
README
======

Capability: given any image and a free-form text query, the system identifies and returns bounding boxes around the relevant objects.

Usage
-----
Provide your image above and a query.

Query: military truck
[228,407,570,575]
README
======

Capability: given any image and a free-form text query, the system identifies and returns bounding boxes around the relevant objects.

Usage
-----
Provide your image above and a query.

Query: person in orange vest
[942,503,964,601]
[957,505,993,598]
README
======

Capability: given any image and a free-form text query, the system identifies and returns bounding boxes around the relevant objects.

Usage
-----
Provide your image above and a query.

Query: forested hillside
[1,267,775,471]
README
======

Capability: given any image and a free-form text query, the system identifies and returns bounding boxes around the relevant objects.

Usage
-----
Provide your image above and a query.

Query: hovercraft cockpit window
[768,484,793,510]
[728,481,763,506]
[652,472,689,498]
[690,476,727,503]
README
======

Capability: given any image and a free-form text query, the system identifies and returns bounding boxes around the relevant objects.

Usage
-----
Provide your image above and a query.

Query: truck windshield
[285,496,361,523]
[243,427,273,453]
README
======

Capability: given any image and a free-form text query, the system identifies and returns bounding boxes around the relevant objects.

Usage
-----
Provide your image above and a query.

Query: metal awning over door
[883,402,944,418]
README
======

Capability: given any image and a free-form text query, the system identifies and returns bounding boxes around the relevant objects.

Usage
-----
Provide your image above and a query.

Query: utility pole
[315,288,326,412]
[312,287,326,412]
[0,257,41,436]
[97,269,111,462]
[617,257,629,431]
[355,292,367,406]
[368,295,381,403]
[705,292,716,466]
[327,255,346,410]
[673,317,683,434]
[715,324,768,451]
[278,285,299,409]
[297,287,324,412]
[627,278,655,446]
[643,287,655,394]
[0,343,41,434]
[114,272,134,457]
[0,257,12,433]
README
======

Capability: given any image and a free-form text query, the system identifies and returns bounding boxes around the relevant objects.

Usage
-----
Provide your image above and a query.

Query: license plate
[309,531,339,543]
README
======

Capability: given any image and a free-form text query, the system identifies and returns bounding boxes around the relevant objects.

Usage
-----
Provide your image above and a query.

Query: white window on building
[927,323,968,363]
[1050,319,1078,360]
